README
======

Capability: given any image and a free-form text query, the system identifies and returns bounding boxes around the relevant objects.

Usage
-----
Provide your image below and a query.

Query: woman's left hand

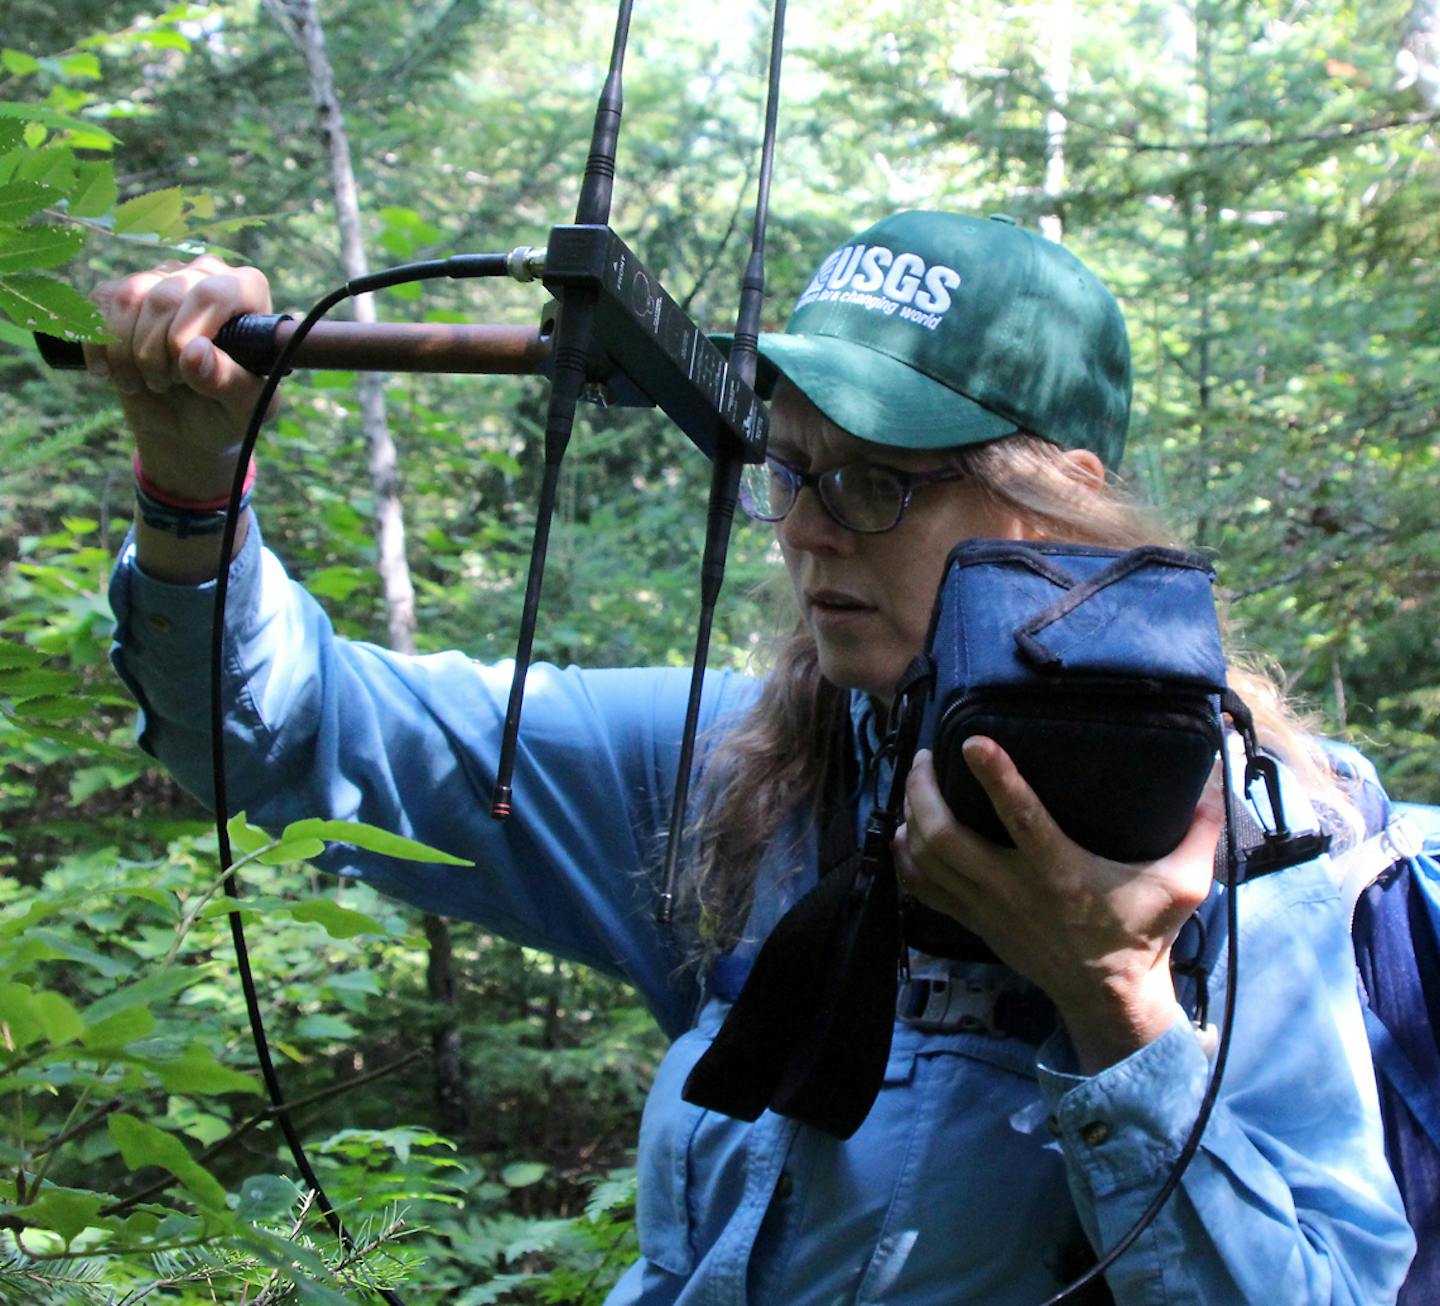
[893,737,1224,1074]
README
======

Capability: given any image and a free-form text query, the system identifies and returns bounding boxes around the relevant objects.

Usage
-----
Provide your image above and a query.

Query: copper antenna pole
[36,306,551,378]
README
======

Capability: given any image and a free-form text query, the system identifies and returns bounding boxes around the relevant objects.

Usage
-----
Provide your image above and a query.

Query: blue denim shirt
[109,527,1415,1305]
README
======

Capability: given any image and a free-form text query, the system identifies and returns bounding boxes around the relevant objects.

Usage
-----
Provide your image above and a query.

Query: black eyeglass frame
[739,453,969,535]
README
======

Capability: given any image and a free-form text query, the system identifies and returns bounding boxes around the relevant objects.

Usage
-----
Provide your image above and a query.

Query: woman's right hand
[86,255,275,502]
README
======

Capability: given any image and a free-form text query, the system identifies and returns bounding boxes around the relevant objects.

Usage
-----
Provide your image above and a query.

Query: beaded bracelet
[133,453,256,539]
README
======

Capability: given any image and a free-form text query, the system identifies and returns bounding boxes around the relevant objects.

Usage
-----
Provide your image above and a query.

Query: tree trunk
[272,0,470,1140]
[1040,0,1074,245]
[1398,0,1440,108]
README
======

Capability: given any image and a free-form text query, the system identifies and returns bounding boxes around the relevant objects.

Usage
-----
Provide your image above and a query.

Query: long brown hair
[680,431,1357,954]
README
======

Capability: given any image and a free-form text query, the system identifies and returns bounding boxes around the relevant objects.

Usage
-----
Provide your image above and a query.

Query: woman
[96,211,1414,1303]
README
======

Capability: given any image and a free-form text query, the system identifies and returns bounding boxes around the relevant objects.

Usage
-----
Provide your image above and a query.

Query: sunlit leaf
[0,104,113,141]
[15,1187,106,1244]
[147,1043,260,1096]
[0,666,77,699]
[501,1161,549,1188]
[280,818,474,865]
[226,811,273,857]
[256,836,327,864]
[286,898,388,938]
[0,180,60,223]
[234,1172,301,1220]
[113,186,184,237]
[108,1113,229,1212]
[0,981,42,1051]
[81,1004,156,1050]
[68,159,118,218]
[1,50,41,77]
[0,271,108,338]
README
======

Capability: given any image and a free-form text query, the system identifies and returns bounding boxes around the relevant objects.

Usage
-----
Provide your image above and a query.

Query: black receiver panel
[543,224,769,463]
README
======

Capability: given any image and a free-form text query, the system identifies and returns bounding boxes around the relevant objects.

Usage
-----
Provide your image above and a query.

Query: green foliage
[0,7,226,345]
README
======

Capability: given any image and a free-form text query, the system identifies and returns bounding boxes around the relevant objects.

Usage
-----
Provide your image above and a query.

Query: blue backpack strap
[1320,740,1440,1301]
[1363,1003,1440,1154]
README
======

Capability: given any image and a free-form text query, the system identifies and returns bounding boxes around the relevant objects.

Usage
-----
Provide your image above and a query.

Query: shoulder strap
[1330,813,1426,918]
[816,700,860,877]
[1363,1003,1440,1154]
[1323,739,1440,1303]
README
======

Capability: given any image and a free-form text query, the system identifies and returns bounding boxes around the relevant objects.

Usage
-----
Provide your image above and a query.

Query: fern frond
[0,407,122,493]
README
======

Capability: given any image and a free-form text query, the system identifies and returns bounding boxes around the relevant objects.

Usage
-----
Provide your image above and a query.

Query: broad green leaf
[0,706,133,759]
[196,896,271,923]
[286,899,387,939]
[1,51,40,77]
[15,695,92,723]
[226,811,272,857]
[0,103,119,146]
[292,1012,356,1041]
[26,929,130,979]
[69,761,145,803]
[148,1043,259,1096]
[305,564,367,599]
[29,990,84,1046]
[138,30,193,54]
[0,981,42,1050]
[81,1004,155,1050]
[15,1188,105,1243]
[256,836,327,865]
[113,886,179,911]
[319,1125,452,1166]
[82,967,193,1025]
[234,1173,301,1220]
[0,666,77,699]
[113,186,183,237]
[0,898,53,942]
[281,818,474,865]
[109,1113,228,1212]
[0,222,85,275]
[0,222,84,274]
[68,160,117,218]
[0,316,38,347]
[169,1100,231,1147]
[501,1161,549,1188]
[0,272,108,338]
[15,145,76,192]
[56,52,102,80]
[0,180,59,223]
[0,640,45,670]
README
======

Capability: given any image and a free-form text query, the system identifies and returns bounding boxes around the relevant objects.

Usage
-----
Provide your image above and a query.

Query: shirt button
[775,1170,794,1199]
[147,613,172,633]
[1080,1121,1111,1147]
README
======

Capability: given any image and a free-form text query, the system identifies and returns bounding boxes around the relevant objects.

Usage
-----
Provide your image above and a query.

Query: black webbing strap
[683,698,899,1138]
[684,701,1054,1139]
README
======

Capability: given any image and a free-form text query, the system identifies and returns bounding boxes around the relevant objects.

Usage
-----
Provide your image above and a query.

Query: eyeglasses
[738,454,967,534]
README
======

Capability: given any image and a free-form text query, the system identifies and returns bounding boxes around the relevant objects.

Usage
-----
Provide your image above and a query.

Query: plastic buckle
[1382,814,1423,865]
[897,967,1006,1035]
[1237,828,1332,878]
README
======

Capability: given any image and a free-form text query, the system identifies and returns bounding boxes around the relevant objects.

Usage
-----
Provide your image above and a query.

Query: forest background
[0,0,1437,1300]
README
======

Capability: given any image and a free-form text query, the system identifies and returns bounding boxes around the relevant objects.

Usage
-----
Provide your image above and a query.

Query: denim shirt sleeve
[1034,855,1416,1304]
[107,525,754,1038]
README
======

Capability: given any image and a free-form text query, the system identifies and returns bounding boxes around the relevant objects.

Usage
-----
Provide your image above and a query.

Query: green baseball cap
[729,211,1132,468]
